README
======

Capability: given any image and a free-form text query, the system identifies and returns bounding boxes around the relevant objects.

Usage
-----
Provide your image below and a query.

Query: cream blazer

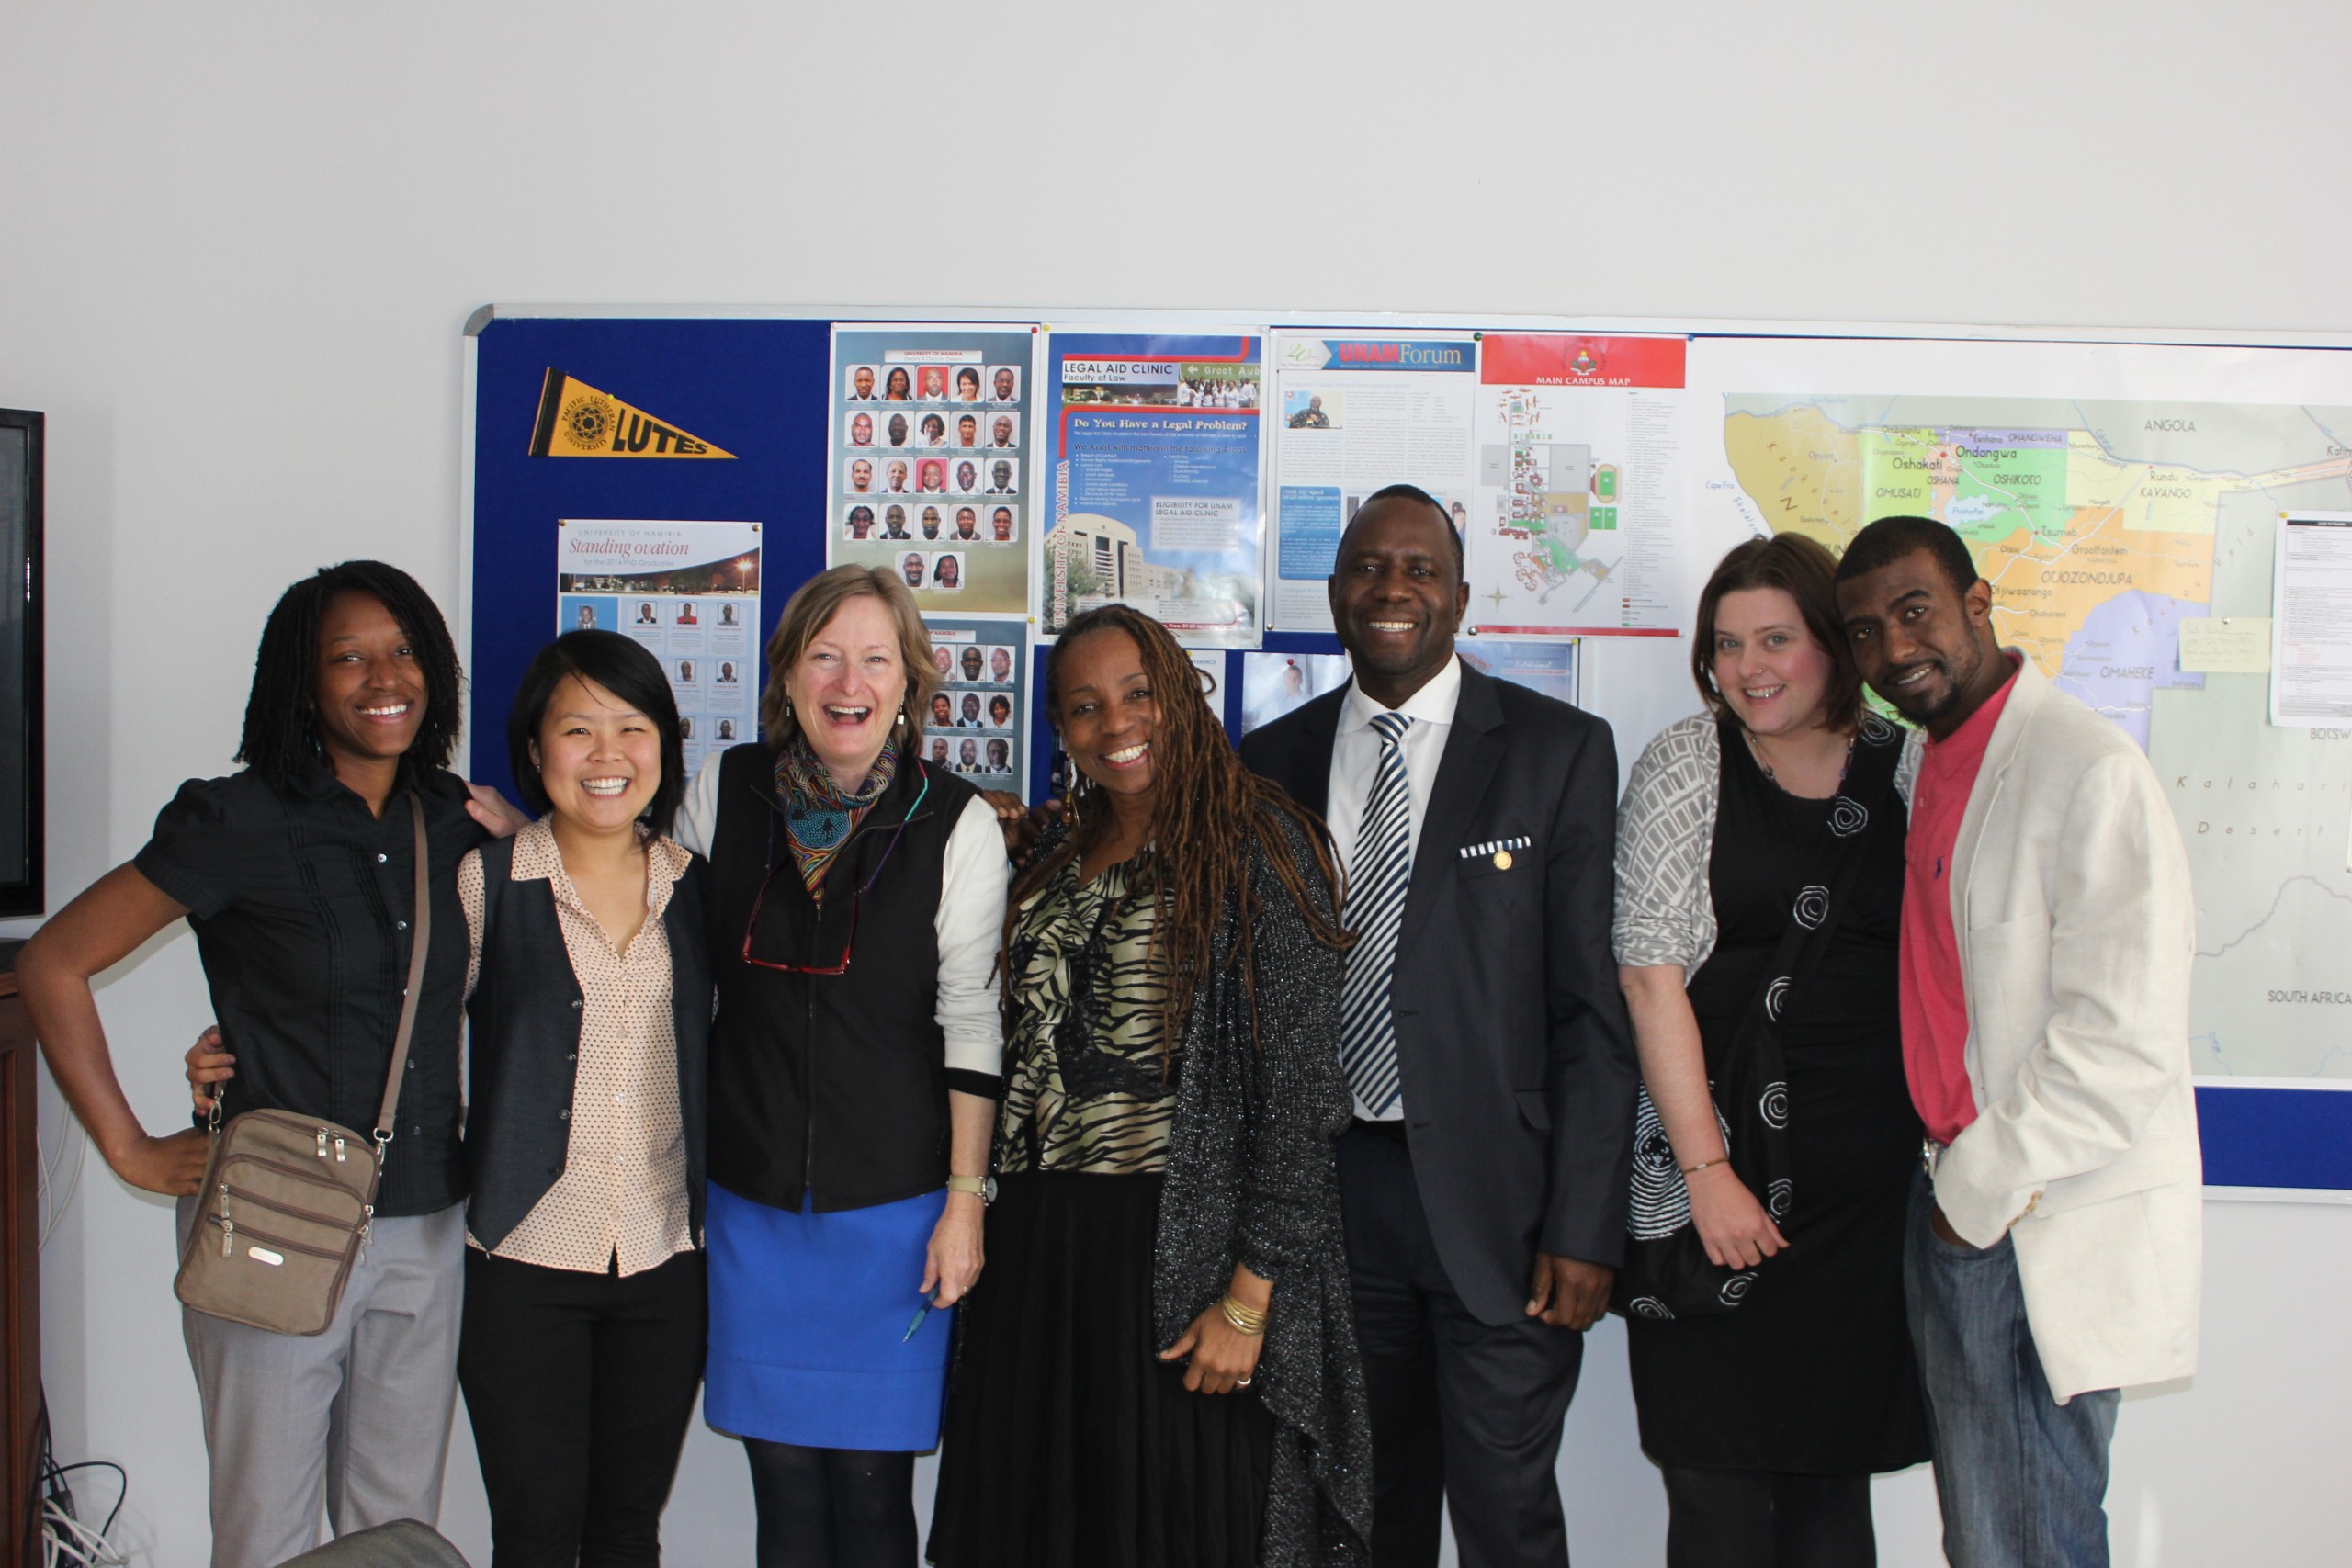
[1917,658,2202,1400]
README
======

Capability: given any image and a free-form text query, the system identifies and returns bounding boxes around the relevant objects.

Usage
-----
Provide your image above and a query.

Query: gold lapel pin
[1493,849,1513,871]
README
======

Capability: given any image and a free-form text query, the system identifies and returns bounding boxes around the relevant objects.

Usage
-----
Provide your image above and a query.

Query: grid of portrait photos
[920,616,1027,790]
[830,325,1035,616]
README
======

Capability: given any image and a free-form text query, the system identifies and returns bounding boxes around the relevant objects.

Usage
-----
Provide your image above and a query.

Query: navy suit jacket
[1239,660,1638,1325]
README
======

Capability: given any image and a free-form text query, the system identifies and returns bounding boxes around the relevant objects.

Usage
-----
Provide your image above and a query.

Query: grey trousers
[177,1199,466,1568]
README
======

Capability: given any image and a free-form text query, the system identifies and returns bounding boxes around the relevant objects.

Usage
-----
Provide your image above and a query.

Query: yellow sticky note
[2178,616,2272,674]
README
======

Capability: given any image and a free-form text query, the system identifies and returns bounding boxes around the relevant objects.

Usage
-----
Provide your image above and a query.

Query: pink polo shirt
[1899,658,2020,1145]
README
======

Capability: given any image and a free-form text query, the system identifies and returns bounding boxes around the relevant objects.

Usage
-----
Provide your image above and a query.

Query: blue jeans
[1904,1172,2120,1568]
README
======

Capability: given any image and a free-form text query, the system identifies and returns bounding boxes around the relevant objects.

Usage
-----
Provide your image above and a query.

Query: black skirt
[927,1170,1275,1568]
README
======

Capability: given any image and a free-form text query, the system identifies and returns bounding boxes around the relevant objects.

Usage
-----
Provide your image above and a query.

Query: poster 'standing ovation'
[556,519,762,779]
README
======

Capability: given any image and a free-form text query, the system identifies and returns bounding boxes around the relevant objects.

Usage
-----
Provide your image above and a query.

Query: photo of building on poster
[556,519,761,779]
[1041,333,1265,649]
[1267,333,1481,634]
[1470,333,1690,638]
[830,324,1036,616]
[919,615,1029,794]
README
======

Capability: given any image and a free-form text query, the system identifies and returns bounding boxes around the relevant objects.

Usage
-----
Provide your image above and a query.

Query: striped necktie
[1340,710,1414,1115]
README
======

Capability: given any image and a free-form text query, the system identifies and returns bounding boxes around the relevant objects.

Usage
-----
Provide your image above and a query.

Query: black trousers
[1337,1121,1585,1568]
[1659,1467,1876,1568]
[458,1247,707,1568]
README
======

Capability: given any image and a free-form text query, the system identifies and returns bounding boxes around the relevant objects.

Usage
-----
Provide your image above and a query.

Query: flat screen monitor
[0,410,41,917]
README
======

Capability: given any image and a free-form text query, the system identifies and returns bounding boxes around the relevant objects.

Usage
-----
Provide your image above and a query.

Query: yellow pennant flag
[527,369,735,458]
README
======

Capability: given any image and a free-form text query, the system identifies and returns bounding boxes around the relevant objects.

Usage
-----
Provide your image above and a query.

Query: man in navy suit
[1240,484,1637,1568]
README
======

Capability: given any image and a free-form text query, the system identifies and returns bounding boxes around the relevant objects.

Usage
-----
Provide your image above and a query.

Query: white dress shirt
[1324,654,1463,1121]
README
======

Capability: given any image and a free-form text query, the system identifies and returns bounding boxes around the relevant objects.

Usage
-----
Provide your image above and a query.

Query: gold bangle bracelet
[1218,1294,1269,1336]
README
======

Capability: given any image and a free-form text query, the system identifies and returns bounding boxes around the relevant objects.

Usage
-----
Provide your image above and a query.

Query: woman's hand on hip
[922,1190,986,1306]
[1687,1164,1788,1270]
[113,1128,211,1196]
[1159,1307,1264,1395]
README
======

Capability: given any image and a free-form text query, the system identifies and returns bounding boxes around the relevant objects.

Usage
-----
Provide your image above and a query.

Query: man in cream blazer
[1835,516,2200,1568]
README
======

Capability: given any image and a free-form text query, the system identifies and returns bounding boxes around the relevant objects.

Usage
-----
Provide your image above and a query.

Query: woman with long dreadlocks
[928,605,1374,1568]
[22,561,514,1565]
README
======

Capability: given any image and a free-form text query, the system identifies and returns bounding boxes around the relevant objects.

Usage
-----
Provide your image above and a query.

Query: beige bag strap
[371,795,432,1151]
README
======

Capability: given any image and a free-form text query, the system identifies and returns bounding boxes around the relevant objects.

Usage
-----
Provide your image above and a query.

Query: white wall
[4,3,2348,1562]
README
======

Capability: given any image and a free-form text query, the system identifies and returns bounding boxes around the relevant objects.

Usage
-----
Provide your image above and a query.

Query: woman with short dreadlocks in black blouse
[929,605,1374,1568]
[22,561,521,1567]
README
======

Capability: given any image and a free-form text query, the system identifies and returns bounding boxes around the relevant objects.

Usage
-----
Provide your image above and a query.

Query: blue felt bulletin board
[468,313,1356,810]
[467,310,2352,1197]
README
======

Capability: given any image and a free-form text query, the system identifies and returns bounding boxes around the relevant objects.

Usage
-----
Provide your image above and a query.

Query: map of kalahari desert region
[1720,394,2352,1078]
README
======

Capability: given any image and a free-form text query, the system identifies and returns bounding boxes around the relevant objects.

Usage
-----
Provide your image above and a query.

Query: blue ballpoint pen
[903,1288,940,1342]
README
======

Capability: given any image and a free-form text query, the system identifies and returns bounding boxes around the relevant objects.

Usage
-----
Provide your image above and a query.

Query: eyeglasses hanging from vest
[739,768,933,976]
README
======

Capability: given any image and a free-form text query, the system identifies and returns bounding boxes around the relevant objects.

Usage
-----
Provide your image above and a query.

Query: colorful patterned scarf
[775,733,899,902]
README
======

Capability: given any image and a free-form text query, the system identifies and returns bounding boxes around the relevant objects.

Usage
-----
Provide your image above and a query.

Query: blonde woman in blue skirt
[673,566,1009,1567]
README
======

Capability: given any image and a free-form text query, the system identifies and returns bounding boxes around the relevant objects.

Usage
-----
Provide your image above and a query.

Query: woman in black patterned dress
[929,605,1372,1568]
[1613,536,1928,1567]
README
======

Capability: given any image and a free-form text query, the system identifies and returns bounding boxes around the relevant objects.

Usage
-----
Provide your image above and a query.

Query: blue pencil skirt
[703,1181,954,1451]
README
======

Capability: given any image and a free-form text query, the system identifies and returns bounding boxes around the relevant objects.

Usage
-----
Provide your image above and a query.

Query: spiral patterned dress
[1625,725,1930,1474]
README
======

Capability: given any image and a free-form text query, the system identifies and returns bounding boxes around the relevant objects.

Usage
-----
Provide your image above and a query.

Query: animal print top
[995,849,1176,1175]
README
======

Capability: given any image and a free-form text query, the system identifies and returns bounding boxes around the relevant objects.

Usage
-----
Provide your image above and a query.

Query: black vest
[462,836,713,1252]
[705,742,976,1212]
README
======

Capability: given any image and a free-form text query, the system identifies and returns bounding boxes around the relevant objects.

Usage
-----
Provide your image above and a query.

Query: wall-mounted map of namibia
[528,369,735,458]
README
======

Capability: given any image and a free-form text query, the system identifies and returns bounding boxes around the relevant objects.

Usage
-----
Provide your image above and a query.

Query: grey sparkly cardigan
[1154,809,1374,1567]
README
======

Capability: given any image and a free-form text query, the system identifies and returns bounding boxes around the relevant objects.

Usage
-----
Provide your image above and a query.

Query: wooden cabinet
[0,968,38,1564]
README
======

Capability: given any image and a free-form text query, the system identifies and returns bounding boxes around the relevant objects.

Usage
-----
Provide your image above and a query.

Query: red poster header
[1479,333,1686,389]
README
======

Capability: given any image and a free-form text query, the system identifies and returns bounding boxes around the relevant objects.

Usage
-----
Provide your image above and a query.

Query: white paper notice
[2178,616,2272,674]
[2270,513,2352,725]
